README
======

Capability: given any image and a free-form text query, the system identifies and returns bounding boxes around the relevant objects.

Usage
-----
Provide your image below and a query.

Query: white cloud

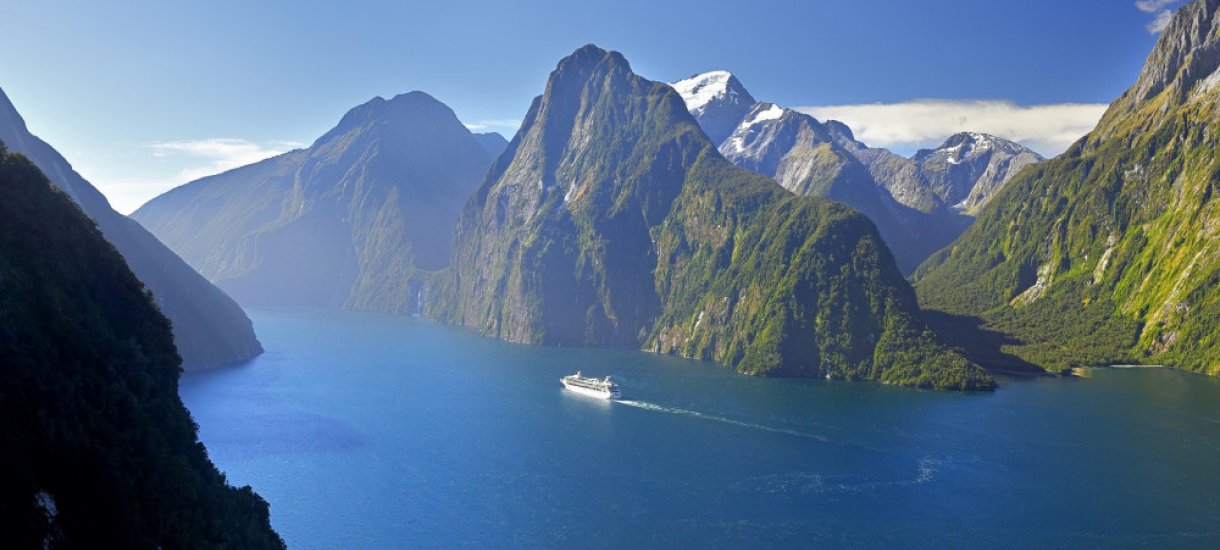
[1146,9,1175,33]
[462,118,521,132]
[795,99,1108,157]
[1135,0,1176,13]
[1135,0,1181,34]
[149,138,305,182]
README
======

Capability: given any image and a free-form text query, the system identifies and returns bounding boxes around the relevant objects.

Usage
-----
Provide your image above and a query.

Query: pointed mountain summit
[430,45,992,389]
[670,70,757,145]
[133,91,495,314]
[0,88,261,369]
[916,0,1220,374]
[911,132,1043,214]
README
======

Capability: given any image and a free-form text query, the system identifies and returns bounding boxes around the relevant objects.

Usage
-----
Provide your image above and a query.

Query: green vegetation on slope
[916,0,1220,374]
[0,142,283,548]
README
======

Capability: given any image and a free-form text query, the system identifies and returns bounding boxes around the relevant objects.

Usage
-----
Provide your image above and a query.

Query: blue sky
[0,0,1182,212]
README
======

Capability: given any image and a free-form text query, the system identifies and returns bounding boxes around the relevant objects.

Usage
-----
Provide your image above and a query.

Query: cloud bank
[1136,0,1182,34]
[150,138,305,182]
[795,99,1108,157]
[462,118,521,132]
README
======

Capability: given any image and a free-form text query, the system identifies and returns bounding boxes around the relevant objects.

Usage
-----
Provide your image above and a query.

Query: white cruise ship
[561,372,622,400]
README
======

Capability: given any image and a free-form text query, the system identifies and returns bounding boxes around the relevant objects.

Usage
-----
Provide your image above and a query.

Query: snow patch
[966,132,995,150]
[935,142,963,164]
[726,136,747,154]
[670,71,740,114]
[742,103,786,127]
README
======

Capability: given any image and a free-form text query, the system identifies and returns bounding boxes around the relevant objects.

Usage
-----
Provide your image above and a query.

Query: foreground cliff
[916,0,1220,374]
[0,142,282,547]
[430,45,992,390]
[0,88,261,369]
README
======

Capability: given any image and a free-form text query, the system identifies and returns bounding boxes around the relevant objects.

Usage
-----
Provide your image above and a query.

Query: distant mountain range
[429,45,992,390]
[0,88,261,369]
[916,0,1220,374]
[0,140,281,547]
[671,72,1043,272]
[133,92,500,314]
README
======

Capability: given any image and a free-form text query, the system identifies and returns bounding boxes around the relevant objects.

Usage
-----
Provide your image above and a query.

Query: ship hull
[561,380,620,400]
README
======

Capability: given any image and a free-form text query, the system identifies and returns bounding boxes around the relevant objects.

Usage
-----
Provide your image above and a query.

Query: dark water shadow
[180,356,368,460]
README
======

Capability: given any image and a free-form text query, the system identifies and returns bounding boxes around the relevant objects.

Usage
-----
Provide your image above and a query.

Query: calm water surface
[180,309,1220,548]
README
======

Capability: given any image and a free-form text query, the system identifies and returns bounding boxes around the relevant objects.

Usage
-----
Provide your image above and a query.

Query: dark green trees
[0,143,283,548]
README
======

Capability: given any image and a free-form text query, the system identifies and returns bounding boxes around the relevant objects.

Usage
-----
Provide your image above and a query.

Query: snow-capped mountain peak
[670,70,754,115]
[915,132,1036,165]
[669,70,758,146]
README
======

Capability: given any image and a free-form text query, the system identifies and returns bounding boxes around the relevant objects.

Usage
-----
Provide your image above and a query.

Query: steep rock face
[912,132,1043,214]
[916,0,1220,374]
[0,142,282,548]
[133,91,494,314]
[431,45,992,390]
[828,125,1043,215]
[825,120,944,213]
[0,88,261,369]
[721,103,881,203]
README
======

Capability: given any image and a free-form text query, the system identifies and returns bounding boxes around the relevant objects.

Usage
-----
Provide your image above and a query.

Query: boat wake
[615,400,828,441]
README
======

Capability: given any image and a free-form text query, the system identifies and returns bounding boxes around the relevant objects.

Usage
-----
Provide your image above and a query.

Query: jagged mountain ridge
[915,0,1220,374]
[133,91,495,314]
[672,72,1042,272]
[430,45,993,390]
[0,87,261,369]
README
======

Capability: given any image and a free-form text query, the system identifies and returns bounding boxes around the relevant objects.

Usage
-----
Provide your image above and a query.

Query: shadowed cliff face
[133,91,495,315]
[0,88,261,369]
[916,0,1220,375]
[431,45,993,390]
[0,142,282,548]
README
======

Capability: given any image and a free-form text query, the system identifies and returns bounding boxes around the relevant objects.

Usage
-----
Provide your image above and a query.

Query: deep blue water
[180,309,1220,548]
